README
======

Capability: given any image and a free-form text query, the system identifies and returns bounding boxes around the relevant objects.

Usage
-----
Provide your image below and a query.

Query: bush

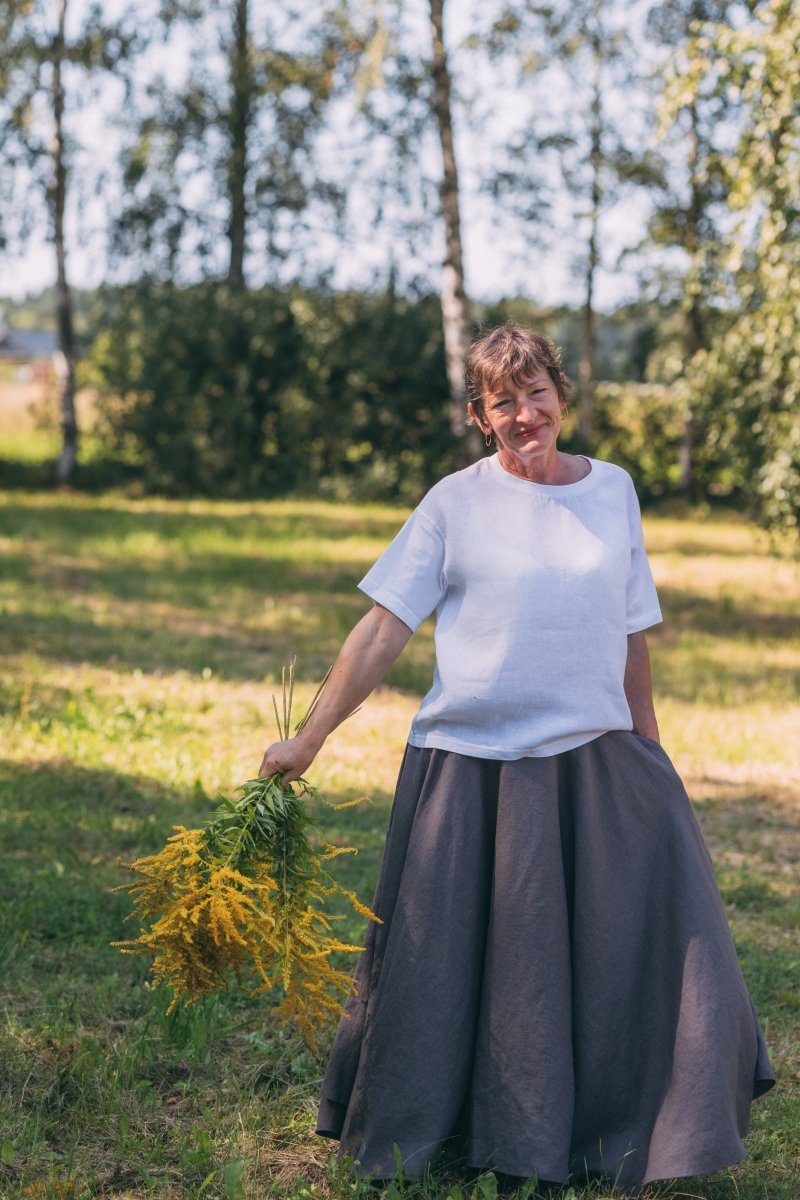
[84,283,688,505]
[590,382,685,502]
[85,283,308,495]
[84,282,456,502]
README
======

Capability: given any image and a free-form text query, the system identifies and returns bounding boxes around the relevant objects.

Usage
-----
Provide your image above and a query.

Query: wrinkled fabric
[316,732,774,1190]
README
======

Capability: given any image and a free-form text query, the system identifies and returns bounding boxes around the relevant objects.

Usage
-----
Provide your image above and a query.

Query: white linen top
[358,454,663,759]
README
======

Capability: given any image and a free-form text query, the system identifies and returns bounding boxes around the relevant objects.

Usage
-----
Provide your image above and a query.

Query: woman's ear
[466,401,486,432]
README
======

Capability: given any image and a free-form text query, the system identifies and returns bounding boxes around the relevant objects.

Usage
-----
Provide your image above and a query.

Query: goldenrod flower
[114,662,378,1049]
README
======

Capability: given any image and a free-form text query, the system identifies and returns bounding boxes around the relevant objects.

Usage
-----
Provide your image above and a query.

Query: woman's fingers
[258,737,312,782]
[258,741,289,779]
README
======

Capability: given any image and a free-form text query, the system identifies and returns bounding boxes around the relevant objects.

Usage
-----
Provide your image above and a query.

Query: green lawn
[0,490,797,1200]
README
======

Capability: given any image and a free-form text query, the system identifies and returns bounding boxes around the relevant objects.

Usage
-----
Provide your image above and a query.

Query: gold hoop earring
[561,404,569,418]
[484,430,493,447]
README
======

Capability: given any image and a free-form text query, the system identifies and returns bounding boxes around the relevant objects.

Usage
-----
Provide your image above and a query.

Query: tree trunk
[51,0,78,486]
[578,41,602,451]
[428,0,479,460]
[680,98,704,500]
[226,0,251,289]
[578,272,596,449]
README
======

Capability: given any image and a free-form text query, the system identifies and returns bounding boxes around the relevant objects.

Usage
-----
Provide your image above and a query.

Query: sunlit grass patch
[0,491,431,687]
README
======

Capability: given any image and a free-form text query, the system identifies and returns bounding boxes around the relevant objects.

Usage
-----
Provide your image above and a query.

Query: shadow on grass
[656,586,799,642]
[0,593,395,687]
[650,647,800,705]
[0,601,323,678]
[0,454,149,493]
[734,938,800,1018]
[0,758,209,958]
[0,494,407,544]
[0,756,388,972]
[646,532,784,561]
[0,495,414,683]
[6,545,370,604]
[0,561,442,688]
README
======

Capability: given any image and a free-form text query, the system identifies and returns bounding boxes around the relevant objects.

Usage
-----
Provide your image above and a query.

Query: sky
[0,0,669,314]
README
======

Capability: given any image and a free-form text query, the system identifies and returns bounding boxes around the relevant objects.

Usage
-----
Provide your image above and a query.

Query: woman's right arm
[258,602,413,782]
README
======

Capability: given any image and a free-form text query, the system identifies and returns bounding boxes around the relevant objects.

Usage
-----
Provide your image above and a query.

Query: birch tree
[113,1,348,289]
[480,0,648,449]
[0,0,135,484]
[428,0,475,449]
[647,0,745,496]
[350,0,481,459]
[226,0,251,289]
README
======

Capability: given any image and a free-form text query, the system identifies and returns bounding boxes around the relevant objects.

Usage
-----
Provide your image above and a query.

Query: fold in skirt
[316,731,775,1191]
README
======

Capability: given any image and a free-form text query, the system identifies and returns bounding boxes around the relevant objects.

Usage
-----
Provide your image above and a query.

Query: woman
[259,324,774,1193]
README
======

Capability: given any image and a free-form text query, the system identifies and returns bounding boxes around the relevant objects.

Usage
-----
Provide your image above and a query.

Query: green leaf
[515,1178,539,1200]
[472,1172,498,1200]
[223,1156,247,1200]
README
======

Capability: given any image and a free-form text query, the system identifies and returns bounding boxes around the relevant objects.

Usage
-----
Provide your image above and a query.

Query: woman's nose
[514,395,536,421]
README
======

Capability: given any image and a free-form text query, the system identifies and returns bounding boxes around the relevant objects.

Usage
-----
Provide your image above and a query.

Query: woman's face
[471,370,564,468]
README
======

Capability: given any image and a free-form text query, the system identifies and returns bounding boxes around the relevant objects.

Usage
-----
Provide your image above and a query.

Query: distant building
[0,308,58,363]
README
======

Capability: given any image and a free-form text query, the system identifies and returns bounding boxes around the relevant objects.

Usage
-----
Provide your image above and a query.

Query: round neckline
[487,453,599,494]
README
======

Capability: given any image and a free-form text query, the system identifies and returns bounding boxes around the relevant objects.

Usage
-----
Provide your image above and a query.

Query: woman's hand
[624,631,660,743]
[256,603,413,784]
[258,733,320,784]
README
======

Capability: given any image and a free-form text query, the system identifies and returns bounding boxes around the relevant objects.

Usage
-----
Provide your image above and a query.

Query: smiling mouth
[518,425,547,438]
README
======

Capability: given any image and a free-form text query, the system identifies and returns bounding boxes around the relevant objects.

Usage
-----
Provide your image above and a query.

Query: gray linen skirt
[316,731,775,1190]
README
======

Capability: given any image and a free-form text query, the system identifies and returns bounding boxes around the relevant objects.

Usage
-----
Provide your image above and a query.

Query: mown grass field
[0,486,798,1200]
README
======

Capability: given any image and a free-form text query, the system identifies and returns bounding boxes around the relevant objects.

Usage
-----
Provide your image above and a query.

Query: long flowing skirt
[316,731,774,1191]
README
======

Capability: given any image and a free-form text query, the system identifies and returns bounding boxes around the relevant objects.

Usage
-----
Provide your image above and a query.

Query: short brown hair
[465,323,571,425]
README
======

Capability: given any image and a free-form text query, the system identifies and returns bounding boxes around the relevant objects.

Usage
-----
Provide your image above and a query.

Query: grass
[0,486,798,1200]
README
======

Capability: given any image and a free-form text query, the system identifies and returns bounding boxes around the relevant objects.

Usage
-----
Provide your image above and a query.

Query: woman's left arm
[624,630,660,742]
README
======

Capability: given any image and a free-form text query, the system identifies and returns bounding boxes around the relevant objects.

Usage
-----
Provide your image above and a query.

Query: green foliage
[85,281,309,495]
[0,0,137,257]
[579,382,685,500]
[10,262,799,521]
[224,1156,248,1200]
[111,0,351,283]
[82,280,701,506]
[648,0,742,313]
[84,281,455,502]
[665,0,800,532]
[294,288,455,502]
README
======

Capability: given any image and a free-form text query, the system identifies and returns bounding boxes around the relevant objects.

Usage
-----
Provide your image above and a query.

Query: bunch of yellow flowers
[115,663,377,1049]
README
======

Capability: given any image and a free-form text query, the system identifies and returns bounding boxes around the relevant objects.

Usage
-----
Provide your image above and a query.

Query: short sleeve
[358,506,446,633]
[625,478,663,634]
